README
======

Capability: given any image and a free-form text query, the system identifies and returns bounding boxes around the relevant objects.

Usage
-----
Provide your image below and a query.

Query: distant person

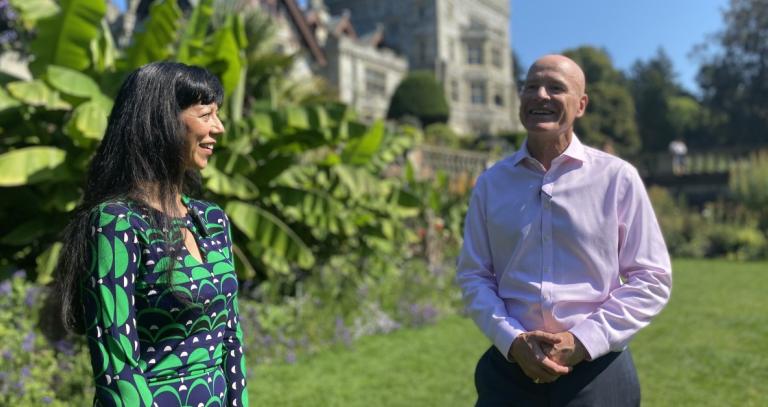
[600,138,616,155]
[456,55,672,406]
[669,139,688,175]
[55,62,248,407]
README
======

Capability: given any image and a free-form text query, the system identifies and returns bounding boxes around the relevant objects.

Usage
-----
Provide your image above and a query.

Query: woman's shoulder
[88,199,148,229]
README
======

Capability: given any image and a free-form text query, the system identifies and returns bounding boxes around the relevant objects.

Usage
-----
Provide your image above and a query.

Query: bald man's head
[529,55,587,95]
[518,54,589,137]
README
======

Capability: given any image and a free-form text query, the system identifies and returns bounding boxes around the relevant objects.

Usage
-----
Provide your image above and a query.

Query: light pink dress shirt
[456,135,672,360]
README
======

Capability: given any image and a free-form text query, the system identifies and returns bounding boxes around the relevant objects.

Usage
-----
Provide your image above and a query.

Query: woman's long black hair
[55,61,224,333]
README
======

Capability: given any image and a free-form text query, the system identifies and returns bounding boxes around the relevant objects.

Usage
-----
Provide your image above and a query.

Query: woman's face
[180,102,224,170]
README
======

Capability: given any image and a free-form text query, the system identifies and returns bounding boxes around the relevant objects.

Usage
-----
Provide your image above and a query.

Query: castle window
[366,68,387,96]
[494,93,504,106]
[467,43,483,65]
[470,81,486,105]
[491,47,502,68]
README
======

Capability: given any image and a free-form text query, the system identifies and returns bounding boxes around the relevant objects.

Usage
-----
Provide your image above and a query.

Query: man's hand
[542,331,588,367]
[508,331,572,383]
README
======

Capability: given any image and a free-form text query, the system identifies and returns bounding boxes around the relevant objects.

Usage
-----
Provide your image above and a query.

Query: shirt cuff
[494,321,525,362]
[569,319,610,361]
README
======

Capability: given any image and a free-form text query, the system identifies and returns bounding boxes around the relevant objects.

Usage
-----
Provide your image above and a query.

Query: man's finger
[528,330,563,344]
[522,364,558,383]
[530,341,570,375]
[542,356,572,375]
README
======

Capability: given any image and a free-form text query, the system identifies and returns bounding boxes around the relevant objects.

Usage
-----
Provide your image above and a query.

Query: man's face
[518,58,588,138]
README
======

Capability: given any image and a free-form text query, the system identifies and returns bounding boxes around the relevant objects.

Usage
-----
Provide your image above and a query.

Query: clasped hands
[507,331,587,384]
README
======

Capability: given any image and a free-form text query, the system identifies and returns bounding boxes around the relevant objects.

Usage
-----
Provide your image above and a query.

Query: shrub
[0,272,93,406]
[649,186,768,259]
[387,71,450,126]
[424,123,461,148]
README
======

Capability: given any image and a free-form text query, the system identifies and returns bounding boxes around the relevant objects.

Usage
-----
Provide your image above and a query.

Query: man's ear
[576,94,589,118]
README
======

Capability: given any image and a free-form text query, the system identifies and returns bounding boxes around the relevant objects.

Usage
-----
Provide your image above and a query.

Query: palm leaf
[29,0,106,75]
[120,0,182,71]
[225,201,314,269]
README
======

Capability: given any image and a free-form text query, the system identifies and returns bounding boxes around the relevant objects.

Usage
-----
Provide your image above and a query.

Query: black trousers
[475,346,640,407]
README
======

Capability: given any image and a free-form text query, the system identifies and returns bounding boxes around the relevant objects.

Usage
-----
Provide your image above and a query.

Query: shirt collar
[511,133,588,166]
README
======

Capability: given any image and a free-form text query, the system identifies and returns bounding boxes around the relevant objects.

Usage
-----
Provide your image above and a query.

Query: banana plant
[0,0,430,301]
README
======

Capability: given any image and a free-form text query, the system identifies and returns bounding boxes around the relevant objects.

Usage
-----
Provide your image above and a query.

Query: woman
[56,62,248,407]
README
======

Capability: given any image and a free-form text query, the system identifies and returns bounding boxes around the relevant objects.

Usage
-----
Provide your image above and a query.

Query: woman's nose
[212,114,225,134]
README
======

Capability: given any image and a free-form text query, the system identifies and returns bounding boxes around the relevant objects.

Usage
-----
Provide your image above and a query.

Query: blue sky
[114,0,728,93]
[511,0,729,94]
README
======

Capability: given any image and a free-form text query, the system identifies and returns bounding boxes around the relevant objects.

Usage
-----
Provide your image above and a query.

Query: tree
[387,70,449,126]
[697,0,768,146]
[563,46,641,155]
[511,50,525,92]
[629,48,698,151]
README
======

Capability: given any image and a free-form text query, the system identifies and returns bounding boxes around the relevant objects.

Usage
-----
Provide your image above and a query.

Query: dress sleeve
[221,213,248,407]
[569,166,673,360]
[82,206,153,407]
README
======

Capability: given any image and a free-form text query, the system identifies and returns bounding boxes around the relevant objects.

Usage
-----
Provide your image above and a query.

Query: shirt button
[543,234,550,242]
[543,200,551,209]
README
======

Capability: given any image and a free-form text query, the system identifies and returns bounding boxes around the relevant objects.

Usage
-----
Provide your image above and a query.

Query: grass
[248,259,768,406]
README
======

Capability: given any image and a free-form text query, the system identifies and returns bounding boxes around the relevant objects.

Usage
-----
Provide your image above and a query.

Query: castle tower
[324,0,522,135]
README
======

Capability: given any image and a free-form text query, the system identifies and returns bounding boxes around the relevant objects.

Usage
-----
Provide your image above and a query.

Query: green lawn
[249,259,768,406]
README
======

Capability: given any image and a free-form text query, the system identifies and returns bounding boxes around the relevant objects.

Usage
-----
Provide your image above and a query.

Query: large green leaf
[6,80,71,109]
[90,19,117,73]
[0,219,50,246]
[341,120,385,165]
[0,147,67,186]
[29,0,106,75]
[201,165,259,200]
[269,186,356,239]
[46,65,102,99]
[201,14,247,96]
[177,0,215,64]
[9,0,59,29]
[225,201,314,269]
[36,242,63,285]
[64,98,111,145]
[120,0,182,71]
[0,87,21,111]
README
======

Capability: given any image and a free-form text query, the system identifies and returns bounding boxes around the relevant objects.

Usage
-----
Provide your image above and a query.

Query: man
[456,55,672,406]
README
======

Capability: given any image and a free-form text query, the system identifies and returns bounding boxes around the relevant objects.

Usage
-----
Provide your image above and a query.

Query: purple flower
[2,350,11,360]
[21,367,30,377]
[22,332,35,352]
[54,339,75,357]
[12,269,26,279]
[0,280,10,296]
[43,396,52,404]
[284,351,296,364]
[24,286,39,307]
[262,335,273,347]
[334,317,352,347]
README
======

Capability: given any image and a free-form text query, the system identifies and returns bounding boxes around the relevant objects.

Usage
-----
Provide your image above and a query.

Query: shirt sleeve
[83,206,153,407]
[222,213,248,407]
[569,166,673,360]
[455,175,527,359]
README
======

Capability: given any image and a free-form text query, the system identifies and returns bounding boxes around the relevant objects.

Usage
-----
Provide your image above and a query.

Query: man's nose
[535,86,549,99]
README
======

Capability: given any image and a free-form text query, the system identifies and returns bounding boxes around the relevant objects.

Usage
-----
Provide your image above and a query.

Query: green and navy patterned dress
[82,196,248,407]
